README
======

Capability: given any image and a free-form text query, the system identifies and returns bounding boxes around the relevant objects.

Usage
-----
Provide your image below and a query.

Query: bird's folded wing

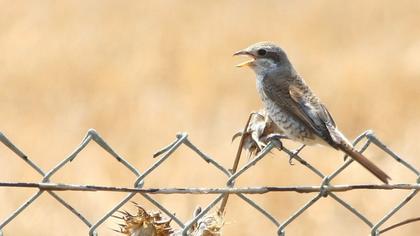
[289,83,349,147]
[262,75,338,147]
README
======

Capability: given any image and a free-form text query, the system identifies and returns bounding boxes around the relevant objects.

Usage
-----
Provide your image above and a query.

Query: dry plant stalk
[218,110,282,215]
[115,203,223,236]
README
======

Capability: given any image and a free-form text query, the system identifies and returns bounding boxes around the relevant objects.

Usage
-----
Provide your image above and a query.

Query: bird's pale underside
[234,42,391,184]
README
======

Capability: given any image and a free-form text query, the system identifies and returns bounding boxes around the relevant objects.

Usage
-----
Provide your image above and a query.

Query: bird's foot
[265,133,288,151]
[288,144,306,165]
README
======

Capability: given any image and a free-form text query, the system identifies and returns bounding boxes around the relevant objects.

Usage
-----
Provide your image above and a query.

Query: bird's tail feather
[339,145,391,184]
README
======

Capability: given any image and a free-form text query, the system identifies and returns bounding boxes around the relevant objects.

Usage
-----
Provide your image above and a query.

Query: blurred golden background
[0,0,419,235]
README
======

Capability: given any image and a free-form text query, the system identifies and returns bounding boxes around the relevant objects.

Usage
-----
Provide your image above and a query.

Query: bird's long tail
[339,145,391,184]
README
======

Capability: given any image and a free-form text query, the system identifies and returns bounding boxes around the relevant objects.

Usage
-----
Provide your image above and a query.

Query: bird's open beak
[233,50,255,67]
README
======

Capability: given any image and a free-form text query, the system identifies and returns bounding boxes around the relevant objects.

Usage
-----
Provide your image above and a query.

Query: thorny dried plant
[114,202,173,236]
[114,203,223,236]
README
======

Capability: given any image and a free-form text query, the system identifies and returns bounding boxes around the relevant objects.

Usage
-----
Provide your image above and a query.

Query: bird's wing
[262,75,339,146]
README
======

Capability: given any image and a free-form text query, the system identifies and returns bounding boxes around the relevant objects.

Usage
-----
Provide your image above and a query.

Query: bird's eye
[257,49,267,56]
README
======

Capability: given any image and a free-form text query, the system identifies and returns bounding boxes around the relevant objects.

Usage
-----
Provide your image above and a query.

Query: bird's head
[233,42,291,75]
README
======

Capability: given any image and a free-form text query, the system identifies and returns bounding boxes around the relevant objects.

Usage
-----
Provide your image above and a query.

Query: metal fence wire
[0,129,419,235]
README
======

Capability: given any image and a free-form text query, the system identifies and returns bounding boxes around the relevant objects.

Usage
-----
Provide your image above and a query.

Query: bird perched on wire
[233,42,390,184]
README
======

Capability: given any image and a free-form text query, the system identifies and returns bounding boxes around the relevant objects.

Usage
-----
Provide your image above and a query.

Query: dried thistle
[114,202,173,236]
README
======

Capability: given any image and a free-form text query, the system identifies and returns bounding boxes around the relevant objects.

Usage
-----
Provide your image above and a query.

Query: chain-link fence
[0,129,419,235]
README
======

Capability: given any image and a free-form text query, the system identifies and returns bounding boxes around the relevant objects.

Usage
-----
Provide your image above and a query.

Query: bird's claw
[343,154,349,161]
[288,155,295,165]
[288,144,306,165]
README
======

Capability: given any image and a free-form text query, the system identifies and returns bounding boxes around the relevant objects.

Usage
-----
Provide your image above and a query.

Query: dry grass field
[0,0,419,235]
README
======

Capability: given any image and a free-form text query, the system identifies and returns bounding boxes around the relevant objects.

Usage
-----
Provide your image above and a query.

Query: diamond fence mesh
[0,129,419,235]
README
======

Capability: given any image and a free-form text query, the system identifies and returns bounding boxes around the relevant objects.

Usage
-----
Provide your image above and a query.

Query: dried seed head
[115,203,173,236]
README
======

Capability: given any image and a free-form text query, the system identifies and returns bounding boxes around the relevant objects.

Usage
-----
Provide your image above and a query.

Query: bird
[233,42,390,184]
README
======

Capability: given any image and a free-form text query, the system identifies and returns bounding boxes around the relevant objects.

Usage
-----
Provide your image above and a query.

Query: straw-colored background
[1,0,419,235]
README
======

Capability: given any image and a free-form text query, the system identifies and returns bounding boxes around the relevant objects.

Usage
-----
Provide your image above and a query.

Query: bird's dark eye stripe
[257,49,267,56]
[266,51,281,62]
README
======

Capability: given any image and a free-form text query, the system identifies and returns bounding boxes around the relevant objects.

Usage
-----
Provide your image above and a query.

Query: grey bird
[234,42,390,184]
